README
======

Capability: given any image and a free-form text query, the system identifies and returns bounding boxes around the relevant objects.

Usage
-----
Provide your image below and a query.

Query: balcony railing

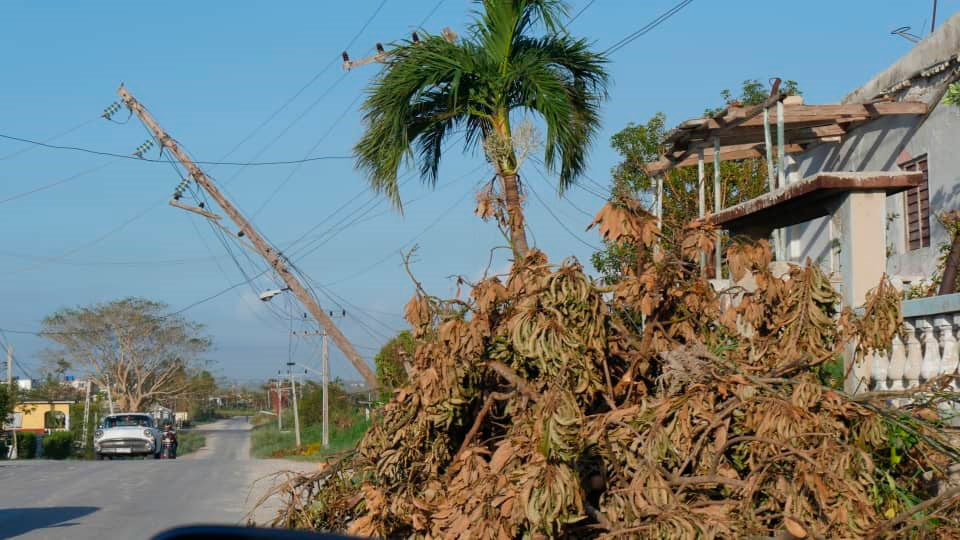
[851,293,960,394]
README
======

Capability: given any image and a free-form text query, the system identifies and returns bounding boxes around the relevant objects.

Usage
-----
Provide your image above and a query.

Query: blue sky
[0,0,955,383]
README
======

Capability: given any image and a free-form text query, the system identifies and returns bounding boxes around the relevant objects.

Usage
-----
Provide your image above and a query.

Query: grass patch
[251,413,369,461]
[177,431,206,455]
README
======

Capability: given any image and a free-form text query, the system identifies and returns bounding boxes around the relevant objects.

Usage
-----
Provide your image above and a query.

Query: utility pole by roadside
[118,85,378,390]
[275,378,283,431]
[6,344,17,459]
[322,331,329,449]
[286,363,301,448]
[80,379,92,449]
[105,376,115,415]
[294,328,331,448]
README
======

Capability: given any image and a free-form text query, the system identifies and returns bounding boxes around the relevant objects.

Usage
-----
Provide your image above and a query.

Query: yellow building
[13,400,75,433]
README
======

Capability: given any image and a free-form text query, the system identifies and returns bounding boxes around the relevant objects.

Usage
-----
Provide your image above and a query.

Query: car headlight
[94,429,103,439]
[144,429,155,439]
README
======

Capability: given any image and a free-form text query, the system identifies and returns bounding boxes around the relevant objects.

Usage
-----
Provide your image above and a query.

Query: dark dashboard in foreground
[152,525,362,540]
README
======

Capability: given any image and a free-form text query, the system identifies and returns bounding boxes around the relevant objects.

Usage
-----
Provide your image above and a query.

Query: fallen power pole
[118,85,378,389]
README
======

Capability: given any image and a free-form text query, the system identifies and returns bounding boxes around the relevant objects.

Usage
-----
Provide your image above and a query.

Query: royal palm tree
[354,0,608,259]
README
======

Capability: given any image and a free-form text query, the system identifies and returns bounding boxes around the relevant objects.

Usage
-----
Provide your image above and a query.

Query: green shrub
[42,431,74,459]
[17,432,38,458]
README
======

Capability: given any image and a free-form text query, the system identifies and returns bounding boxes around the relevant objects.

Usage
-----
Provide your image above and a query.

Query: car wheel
[95,453,104,461]
[154,452,161,459]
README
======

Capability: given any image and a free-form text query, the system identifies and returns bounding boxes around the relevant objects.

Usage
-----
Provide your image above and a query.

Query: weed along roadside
[250,380,372,461]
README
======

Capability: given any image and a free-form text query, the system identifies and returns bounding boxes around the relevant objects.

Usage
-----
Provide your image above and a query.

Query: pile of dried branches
[264,202,960,539]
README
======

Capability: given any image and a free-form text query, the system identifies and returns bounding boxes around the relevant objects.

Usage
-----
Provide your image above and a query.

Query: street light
[259,287,289,302]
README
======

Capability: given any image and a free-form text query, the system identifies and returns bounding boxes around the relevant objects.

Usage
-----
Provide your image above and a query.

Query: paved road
[0,417,314,540]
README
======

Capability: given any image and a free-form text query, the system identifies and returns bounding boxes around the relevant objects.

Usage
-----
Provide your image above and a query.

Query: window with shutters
[902,156,930,251]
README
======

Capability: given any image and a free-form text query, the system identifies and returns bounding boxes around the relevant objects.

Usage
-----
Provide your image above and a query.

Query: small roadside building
[12,400,75,434]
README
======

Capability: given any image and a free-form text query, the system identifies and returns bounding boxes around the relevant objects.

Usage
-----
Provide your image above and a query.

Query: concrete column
[836,190,888,309]
[836,190,887,394]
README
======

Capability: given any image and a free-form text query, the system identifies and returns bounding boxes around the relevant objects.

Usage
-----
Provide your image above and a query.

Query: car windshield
[102,415,153,428]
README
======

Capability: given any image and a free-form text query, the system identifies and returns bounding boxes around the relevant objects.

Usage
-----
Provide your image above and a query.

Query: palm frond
[509,34,608,192]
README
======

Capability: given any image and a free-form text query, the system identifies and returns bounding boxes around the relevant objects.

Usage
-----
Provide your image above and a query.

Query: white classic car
[94,413,162,460]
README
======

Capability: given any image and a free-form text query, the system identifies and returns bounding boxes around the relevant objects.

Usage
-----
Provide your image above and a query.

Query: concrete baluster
[888,329,907,392]
[852,348,871,394]
[904,319,923,393]
[871,346,889,391]
[938,315,959,387]
[921,317,942,384]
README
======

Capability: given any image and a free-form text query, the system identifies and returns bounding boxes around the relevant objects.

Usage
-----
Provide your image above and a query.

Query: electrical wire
[321,181,478,286]
[567,0,596,25]
[0,133,352,166]
[251,92,364,218]
[523,174,601,251]
[0,268,271,337]
[0,162,113,206]
[603,0,694,56]
[0,199,164,275]
[0,117,99,161]
[532,163,594,219]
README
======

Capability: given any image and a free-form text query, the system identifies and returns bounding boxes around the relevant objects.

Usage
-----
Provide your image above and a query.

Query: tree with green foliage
[0,383,14,426]
[40,298,211,412]
[298,380,359,429]
[354,0,608,259]
[592,79,801,283]
[373,331,415,401]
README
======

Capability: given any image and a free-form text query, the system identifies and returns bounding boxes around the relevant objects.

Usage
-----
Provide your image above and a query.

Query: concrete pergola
[643,89,928,307]
[707,171,923,308]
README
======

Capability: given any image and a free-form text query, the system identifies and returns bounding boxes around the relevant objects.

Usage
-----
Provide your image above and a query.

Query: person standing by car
[162,422,178,458]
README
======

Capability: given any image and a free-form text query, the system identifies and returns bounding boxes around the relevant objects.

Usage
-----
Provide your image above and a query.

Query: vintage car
[94,413,161,459]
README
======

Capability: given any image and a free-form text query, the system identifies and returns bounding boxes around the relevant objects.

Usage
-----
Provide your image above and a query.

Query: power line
[321,181,478,286]
[532,163,594,219]
[0,199,164,275]
[0,162,113,206]
[524,174,601,251]
[603,0,694,56]
[0,117,99,161]
[251,92,364,218]
[0,133,352,166]
[0,268,270,337]
[567,0,596,25]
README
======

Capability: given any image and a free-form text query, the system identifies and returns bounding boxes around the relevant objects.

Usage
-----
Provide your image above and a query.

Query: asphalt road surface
[0,417,314,540]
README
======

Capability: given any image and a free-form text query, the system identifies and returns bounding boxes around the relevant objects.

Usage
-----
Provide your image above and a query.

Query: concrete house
[644,14,960,397]
[780,14,960,287]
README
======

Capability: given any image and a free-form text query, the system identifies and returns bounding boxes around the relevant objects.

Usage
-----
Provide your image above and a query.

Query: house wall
[14,402,72,432]
[784,98,960,281]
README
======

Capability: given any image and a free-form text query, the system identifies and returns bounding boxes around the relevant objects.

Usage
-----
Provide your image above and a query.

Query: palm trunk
[500,173,529,259]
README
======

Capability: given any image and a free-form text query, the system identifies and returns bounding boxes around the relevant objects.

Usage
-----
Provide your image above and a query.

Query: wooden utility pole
[322,331,329,448]
[6,344,17,459]
[286,363,301,448]
[118,85,378,389]
[294,330,329,448]
[80,379,92,449]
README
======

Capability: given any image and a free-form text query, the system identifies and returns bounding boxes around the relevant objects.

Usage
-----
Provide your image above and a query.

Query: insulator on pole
[412,32,419,43]
[341,51,350,63]
[376,43,385,54]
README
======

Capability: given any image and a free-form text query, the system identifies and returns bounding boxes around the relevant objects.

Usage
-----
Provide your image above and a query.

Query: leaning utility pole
[118,85,378,389]
[6,344,17,459]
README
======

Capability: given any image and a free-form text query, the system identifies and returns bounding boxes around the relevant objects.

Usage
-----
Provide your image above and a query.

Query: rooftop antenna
[932,0,938,34]
[891,26,921,43]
